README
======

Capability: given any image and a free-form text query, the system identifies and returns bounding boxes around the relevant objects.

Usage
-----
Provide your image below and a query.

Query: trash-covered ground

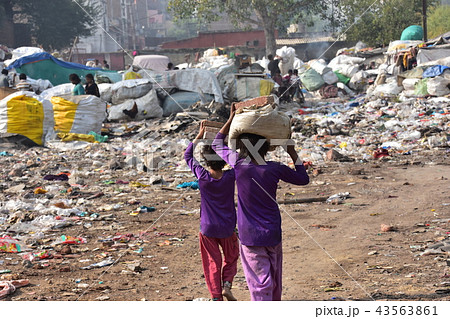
[1,93,449,301]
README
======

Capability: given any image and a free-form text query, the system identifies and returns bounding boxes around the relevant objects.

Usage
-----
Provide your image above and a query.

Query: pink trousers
[240,242,283,301]
[199,232,239,300]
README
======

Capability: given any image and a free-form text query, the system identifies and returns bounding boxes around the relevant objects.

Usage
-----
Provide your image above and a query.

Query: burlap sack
[228,103,291,150]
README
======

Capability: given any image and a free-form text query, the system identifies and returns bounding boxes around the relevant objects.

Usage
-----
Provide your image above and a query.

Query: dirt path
[2,160,448,301]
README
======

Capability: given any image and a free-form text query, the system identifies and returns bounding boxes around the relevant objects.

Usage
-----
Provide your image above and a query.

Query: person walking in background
[267,54,281,78]
[84,73,100,97]
[16,73,32,92]
[69,73,85,95]
[184,122,239,301]
[212,104,309,301]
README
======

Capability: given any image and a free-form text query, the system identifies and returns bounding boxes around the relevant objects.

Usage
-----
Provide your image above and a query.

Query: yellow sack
[51,95,106,135]
[124,71,143,80]
[0,92,55,145]
[260,79,274,96]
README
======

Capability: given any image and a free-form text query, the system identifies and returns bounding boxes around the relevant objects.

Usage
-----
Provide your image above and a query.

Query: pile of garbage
[291,36,450,101]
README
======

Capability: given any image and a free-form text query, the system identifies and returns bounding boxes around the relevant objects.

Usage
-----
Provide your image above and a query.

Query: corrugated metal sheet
[276,37,339,45]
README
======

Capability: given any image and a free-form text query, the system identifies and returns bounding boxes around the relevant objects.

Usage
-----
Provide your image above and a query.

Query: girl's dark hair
[201,145,226,171]
[69,73,81,84]
[237,133,270,161]
[85,73,94,80]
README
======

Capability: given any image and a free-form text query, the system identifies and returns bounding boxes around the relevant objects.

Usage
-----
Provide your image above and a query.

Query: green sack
[414,78,428,96]
[334,71,350,85]
[300,68,325,91]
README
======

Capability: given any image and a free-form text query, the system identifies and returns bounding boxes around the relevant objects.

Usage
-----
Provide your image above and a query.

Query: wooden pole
[422,0,428,42]
[279,197,329,205]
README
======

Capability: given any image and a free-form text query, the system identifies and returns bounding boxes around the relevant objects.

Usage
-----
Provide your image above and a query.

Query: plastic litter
[176,180,199,190]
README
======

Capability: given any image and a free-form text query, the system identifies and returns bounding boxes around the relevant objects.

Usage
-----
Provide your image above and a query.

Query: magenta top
[212,132,309,246]
[184,142,236,238]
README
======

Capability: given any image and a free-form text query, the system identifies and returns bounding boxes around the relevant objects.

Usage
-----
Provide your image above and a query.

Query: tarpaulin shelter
[6,52,121,86]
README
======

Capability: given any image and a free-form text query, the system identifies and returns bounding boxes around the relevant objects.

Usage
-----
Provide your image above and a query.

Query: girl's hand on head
[194,121,206,141]
[229,103,236,121]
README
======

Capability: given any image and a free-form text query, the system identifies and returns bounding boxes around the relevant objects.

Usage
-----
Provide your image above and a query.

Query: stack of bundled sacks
[195,48,234,70]
[0,89,109,145]
[100,78,162,121]
[299,55,368,98]
[40,78,163,122]
[296,38,450,100]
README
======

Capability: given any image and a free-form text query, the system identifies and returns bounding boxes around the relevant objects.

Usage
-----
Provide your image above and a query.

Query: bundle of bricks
[234,95,274,110]
[202,120,225,139]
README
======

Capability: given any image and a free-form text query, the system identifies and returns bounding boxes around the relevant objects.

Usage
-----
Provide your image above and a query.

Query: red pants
[199,232,239,300]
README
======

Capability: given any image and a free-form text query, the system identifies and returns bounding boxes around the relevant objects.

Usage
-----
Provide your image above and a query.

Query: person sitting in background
[103,60,110,70]
[283,69,293,83]
[16,73,32,92]
[272,71,283,86]
[84,73,100,97]
[167,62,174,71]
[0,69,9,88]
[69,73,85,95]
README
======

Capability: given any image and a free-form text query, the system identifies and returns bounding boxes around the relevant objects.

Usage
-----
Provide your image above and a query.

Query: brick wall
[161,30,270,49]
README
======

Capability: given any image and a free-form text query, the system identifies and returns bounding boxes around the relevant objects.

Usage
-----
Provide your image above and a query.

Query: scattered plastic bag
[58,235,87,245]
[326,192,350,204]
[176,180,199,190]
[414,78,429,96]
[0,236,25,253]
[80,257,115,270]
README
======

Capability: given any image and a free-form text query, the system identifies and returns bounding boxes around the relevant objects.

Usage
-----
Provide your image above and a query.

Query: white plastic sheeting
[111,79,153,104]
[417,49,450,65]
[108,89,162,121]
[139,69,224,103]
[40,83,76,99]
[98,83,114,103]
[132,55,170,72]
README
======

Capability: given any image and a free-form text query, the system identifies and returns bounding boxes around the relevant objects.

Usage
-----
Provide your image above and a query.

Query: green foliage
[427,5,450,38]
[334,0,438,47]
[14,0,100,50]
[167,0,325,54]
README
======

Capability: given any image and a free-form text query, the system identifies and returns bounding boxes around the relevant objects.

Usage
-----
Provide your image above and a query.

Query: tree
[333,0,439,47]
[167,0,325,56]
[427,5,450,39]
[3,0,99,50]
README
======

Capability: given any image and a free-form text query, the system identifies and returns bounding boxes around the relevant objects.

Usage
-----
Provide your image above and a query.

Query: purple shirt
[184,142,236,238]
[212,132,309,246]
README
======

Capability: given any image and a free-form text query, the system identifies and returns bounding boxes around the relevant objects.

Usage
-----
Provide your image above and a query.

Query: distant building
[76,0,122,53]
